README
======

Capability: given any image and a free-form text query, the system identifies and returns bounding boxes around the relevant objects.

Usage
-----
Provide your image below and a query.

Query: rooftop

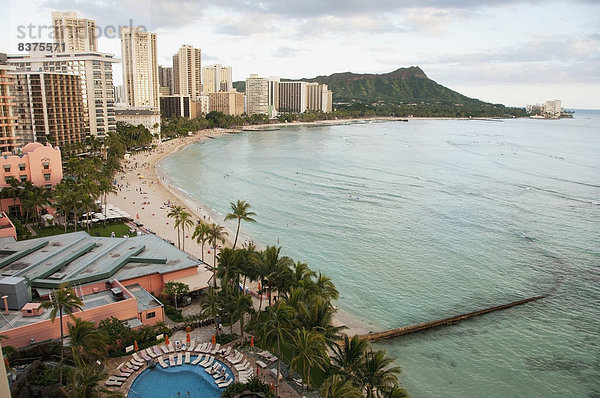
[0,231,202,291]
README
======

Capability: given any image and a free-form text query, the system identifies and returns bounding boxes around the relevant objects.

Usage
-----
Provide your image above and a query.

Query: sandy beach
[107,118,390,335]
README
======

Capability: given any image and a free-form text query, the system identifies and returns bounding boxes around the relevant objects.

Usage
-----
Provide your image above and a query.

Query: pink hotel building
[0,142,63,218]
[0,231,212,349]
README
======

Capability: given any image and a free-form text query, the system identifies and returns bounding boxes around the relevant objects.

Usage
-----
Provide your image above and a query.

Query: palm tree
[320,375,363,398]
[217,248,243,288]
[224,199,256,248]
[167,205,184,248]
[201,287,221,336]
[178,209,194,251]
[63,349,119,398]
[384,386,409,398]
[40,283,84,384]
[192,221,211,262]
[290,328,326,387]
[259,245,294,304]
[331,334,369,383]
[67,317,108,362]
[208,223,228,288]
[358,349,402,398]
[236,292,254,345]
[253,301,295,396]
[97,176,116,228]
[53,182,79,233]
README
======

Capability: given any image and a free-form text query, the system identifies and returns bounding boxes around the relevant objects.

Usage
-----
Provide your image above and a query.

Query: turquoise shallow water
[159,113,600,397]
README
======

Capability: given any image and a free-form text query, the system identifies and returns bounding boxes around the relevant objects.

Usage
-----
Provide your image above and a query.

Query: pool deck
[104,324,301,398]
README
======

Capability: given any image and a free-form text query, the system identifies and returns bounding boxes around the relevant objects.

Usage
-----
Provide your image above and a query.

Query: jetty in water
[359,295,545,342]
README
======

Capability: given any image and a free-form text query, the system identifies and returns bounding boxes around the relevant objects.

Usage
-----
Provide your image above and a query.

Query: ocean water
[159,113,600,398]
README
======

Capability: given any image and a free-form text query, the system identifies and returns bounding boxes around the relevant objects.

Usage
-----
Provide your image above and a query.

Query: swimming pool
[127,360,234,398]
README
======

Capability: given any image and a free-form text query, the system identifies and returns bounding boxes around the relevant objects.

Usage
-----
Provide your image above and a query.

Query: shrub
[215,333,236,345]
[164,304,183,322]
[31,366,59,386]
[222,377,275,398]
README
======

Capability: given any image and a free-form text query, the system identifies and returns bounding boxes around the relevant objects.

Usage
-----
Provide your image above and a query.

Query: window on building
[42,162,50,170]
[43,173,51,182]
[18,163,26,172]
[2,165,10,172]
[146,312,156,319]
[19,175,27,182]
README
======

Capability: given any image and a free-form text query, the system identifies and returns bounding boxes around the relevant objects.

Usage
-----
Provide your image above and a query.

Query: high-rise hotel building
[173,45,201,98]
[202,64,232,94]
[121,27,159,108]
[306,82,333,113]
[8,52,118,140]
[13,72,86,146]
[52,11,97,52]
[0,54,17,152]
[245,75,280,118]
[278,81,307,114]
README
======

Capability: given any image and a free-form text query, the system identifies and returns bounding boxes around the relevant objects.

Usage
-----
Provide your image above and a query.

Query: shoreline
[108,117,425,335]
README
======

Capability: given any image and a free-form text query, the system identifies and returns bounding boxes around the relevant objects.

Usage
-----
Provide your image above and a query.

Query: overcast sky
[3,0,599,108]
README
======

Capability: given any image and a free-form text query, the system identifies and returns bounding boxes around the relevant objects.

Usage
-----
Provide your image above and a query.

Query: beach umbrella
[186,333,191,343]
[136,213,140,220]
[211,335,216,345]
[134,340,139,351]
[165,335,170,345]
[250,336,254,347]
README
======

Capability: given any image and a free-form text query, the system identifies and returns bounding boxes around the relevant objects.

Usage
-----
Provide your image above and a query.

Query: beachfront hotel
[7,51,118,140]
[173,45,202,99]
[0,142,63,217]
[209,91,244,116]
[0,55,18,153]
[0,231,213,349]
[12,71,87,147]
[202,64,233,94]
[52,11,97,52]
[121,27,160,109]
[278,81,307,113]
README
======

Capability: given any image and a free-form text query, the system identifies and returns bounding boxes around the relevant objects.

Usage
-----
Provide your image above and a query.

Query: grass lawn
[31,221,136,238]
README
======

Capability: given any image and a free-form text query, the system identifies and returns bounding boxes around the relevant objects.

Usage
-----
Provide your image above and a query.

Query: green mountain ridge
[233,66,493,107]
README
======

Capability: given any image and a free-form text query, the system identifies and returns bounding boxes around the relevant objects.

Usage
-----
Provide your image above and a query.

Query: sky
[2,0,599,109]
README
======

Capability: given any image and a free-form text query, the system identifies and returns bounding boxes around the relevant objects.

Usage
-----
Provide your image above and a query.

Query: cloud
[273,46,301,58]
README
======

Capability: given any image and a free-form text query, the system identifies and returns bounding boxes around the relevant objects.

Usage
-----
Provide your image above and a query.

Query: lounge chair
[105,379,122,387]
[115,371,131,378]
[167,342,175,352]
[158,357,169,368]
[169,354,176,367]
[194,342,206,352]
[218,379,233,388]
[160,345,170,354]
[234,360,250,371]
[109,375,127,382]
[187,340,195,351]
[146,347,158,358]
[132,352,144,363]
[125,361,139,371]
[176,352,183,365]
[207,363,220,375]
[140,350,151,361]
[198,356,209,367]
[191,355,203,365]
[222,346,232,357]
[116,363,132,374]
[185,352,191,364]
[201,356,215,368]
[227,351,242,364]
[210,343,221,354]
[154,346,163,356]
